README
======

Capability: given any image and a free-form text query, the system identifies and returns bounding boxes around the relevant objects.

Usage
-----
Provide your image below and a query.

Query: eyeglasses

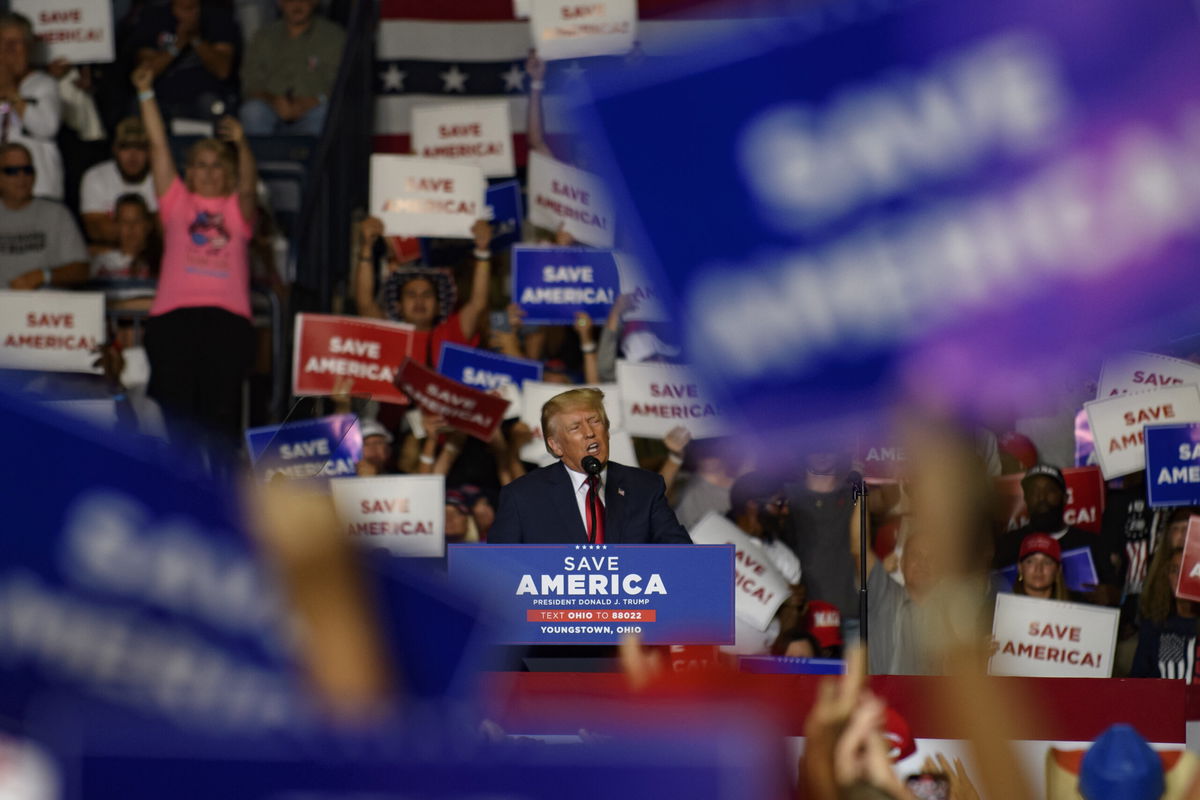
[1,165,34,176]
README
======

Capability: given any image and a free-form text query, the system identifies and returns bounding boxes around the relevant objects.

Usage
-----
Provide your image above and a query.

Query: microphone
[582,455,603,476]
[845,470,864,488]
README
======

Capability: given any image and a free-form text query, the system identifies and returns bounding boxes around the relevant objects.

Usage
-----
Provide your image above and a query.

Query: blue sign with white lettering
[576,0,1200,436]
[245,414,362,482]
[738,656,845,675]
[1147,423,1200,508]
[486,179,524,251]
[437,342,543,393]
[447,544,734,645]
[512,246,620,324]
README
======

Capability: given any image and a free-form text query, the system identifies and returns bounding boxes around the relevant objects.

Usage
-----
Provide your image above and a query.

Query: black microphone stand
[853,476,869,657]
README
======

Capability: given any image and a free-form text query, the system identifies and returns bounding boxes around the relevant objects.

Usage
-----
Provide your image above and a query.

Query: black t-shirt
[994,523,1118,586]
[1100,487,1152,595]
[784,485,858,619]
[129,4,240,109]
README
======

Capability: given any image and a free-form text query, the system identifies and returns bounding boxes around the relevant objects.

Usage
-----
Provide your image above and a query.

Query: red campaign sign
[995,466,1106,535]
[292,313,415,406]
[1176,517,1200,602]
[394,358,508,441]
[388,235,422,263]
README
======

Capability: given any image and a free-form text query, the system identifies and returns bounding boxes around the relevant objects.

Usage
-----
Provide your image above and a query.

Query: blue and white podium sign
[738,656,846,675]
[245,414,362,482]
[437,342,543,392]
[576,0,1200,435]
[447,544,735,645]
[486,179,524,251]
[512,246,620,324]
[1147,423,1200,508]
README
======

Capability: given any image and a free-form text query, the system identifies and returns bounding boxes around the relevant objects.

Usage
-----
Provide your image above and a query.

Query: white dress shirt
[565,462,606,533]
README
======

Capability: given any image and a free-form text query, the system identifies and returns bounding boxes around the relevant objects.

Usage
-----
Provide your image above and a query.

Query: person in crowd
[354,215,492,367]
[459,484,498,541]
[239,0,345,135]
[90,193,161,282]
[992,464,1119,605]
[1131,545,1198,681]
[79,117,157,245]
[356,418,399,476]
[1011,533,1068,600]
[0,13,64,200]
[133,63,257,459]
[0,143,88,289]
[670,437,746,529]
[489,388,692,544]
[445,488,479,543]
[783,600,844,659]
[130,0,240,124]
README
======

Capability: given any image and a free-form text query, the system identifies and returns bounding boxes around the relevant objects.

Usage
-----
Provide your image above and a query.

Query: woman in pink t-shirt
[133,64,258,457]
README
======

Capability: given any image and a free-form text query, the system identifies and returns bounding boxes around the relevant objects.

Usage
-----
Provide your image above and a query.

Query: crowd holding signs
[0,291,104,373]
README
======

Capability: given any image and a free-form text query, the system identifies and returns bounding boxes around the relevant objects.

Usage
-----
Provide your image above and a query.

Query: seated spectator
[1012,533,1068,600]
[0,13,64,200]
[80,118,157,245]
[0,143,87,289]
[130,0,240,126]
[239,0,345,136]
[90,193,161,282]
[1131,546,1197,681]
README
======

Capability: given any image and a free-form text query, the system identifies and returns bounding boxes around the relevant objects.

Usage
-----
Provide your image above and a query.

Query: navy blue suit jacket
[488,461,692,544]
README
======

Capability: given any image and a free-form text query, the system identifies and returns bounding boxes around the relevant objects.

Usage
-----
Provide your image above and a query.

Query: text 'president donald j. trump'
[488,388,693,544]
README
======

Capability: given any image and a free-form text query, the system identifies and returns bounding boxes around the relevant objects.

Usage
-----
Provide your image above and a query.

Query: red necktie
[586,475,605,544]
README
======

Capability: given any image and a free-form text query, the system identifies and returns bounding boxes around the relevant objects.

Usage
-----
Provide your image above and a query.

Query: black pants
[145,307,253,459]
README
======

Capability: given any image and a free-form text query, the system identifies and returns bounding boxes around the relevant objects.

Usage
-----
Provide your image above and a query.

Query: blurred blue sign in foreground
[578,0,1200,436]
[246,414,362,482]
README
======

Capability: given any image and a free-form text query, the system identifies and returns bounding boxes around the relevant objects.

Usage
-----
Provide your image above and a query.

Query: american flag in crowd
[372,0,772,161]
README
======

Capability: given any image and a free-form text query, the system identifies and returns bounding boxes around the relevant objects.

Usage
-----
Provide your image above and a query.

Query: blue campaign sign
[512,245,620,324]
[576,0,1200,437]
[1147,423,1200,508]
[437,342,543,393]
[245,414,362,482]
[738,656,845,675]
[446,544,734,645]
[486,179,524,251]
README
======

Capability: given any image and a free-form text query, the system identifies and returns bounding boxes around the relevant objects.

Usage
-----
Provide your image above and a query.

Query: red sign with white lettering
[292,313,415,405]
[1175,517,1200,602]
[995,466,1106,535]
[394,358,508,441]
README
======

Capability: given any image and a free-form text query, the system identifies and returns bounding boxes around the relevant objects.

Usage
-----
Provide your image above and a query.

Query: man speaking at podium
[489,388,692,545]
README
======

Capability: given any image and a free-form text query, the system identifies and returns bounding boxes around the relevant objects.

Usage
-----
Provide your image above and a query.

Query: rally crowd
[1,0,1198,693]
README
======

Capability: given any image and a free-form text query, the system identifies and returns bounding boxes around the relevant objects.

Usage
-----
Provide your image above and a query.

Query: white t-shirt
[5,71,63,200]
[80,160,157,215]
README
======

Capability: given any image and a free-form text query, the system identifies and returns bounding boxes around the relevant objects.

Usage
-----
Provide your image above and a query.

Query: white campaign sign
[526,150,615,247]
[513,0,531,19]
[0,291,104,373]
[529,0,636,61]
[1084,385,1200,479]
[15,0,114,63]
[369,155,484,238]
[988,593,1118,678]
[330,475,446,557]
[689,513,789,632]
[411,100,515,178]
[1097,351,1200,399]
[518,380,625,466]
[616,360,728,439]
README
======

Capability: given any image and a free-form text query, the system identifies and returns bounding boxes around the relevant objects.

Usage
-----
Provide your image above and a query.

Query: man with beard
[80,118,158,245]
[993,464,1119,604]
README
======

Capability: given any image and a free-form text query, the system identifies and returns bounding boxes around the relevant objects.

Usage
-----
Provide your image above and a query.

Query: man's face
[279,0,318,28]
[547,404,609,473]
[755,494,790,539]
[1023,476,1065,532]
[114,144,149,182]
[0,148,35,207]
[0,25,29,77]
[171,0,201,28]
[115,202,151,253]
[361,435,391,470]
[901,534,939,597]
[399,278,437,330]
[805,452,839,475]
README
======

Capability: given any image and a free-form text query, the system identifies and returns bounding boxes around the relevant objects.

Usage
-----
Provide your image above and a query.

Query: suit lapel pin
[618,488,625,496]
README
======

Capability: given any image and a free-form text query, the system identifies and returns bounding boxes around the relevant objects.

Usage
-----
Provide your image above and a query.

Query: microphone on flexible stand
[582,455,604,544]
[846,470,869,656]
[582,455,603,475]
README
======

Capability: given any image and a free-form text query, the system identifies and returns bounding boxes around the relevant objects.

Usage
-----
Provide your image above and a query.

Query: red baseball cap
[1019,532,1061,563]
[803,600,843,649]
[883,706,917,762]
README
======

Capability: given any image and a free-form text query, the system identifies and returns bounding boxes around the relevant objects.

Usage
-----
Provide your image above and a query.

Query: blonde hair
[540,388,608,456]
[185,138,236,194]
[1140,545,1183,625]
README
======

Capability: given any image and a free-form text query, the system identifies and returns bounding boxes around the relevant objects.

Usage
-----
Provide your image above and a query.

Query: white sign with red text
[1097,351,1200,399]
[1085,385,1200,479]
[0,291,104,373]
[989,593,1117,678]
[15,0,114,63]
[616,360,728,439]
[292,314,415,406]
[615,253,670,323]
[527,150,615,247]
[518,380,627,466]
[530,0,637,61]
[330,475,445,557]
[411,100,515,178]
[689,513,789,631]
[369,155,484,238]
